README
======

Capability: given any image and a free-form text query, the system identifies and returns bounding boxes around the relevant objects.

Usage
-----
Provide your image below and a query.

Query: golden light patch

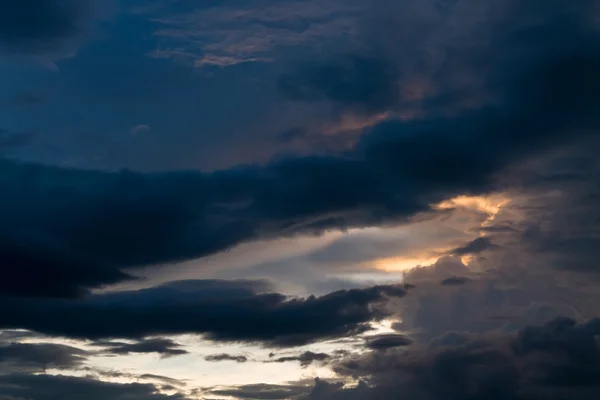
[370,254,440,272]
[366,193,512,273]
[434,194,511,228]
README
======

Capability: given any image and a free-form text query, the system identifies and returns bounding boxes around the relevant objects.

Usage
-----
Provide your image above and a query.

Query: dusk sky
[1,1,600,399]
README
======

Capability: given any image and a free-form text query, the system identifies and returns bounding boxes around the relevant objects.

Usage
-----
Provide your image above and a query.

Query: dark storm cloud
[298,318,600,400]
[0,0,112,56]
[96,338,188,357]
[0,342,88,372]
[0,235,135,298]
[269,351,330,367]
[205,353,248,363]
[365,334,413,350]
[0,280,409,346]
[1,0,599,300]
[0,373,187,400]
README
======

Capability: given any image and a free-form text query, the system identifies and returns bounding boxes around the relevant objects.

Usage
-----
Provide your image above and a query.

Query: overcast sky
[2,1,600,399]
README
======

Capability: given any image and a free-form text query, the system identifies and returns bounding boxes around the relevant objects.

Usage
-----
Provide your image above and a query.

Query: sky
[1,0,600,399]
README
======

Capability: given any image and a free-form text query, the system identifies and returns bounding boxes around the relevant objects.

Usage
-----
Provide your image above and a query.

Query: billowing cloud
[299,318,600,400]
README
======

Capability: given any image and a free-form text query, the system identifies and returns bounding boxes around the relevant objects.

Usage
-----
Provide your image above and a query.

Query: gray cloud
[95,338,188,358]
[450,237,495,256]
[205,353,248,363]
[298,318,600,399]
[208,382,310,399]
[268,351,330,367]
[0,373,187,400]
[0,342,88,373]
[365,334,413,350]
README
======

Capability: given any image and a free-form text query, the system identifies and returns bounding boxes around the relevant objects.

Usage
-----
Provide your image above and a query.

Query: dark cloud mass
[0,280,409,346]
[0,342,87,373]
[2,0,600,398]
[440,276,472,286]
[0,0,111,56]
[0,1,597,298]
[365,333,413,350]
[209,383,309,400]
[0,373,186,400]
[0,235,135,298]
[278,55,400,114]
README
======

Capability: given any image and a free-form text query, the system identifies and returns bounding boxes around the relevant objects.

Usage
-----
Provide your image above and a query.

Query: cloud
[440,276,472,286]
[207,383,309,399]
[0,373,188,400]
[205,353,248,363]
[299,318,600,399]
[450,237,495,256]
[278,55,400,115]
[95,338,188,357]
[1,2,599,289]
[0,234,135,299]
[393,250,600,342]
[0,0,113,58]
[365,334,413,350]
[269,351,330,367]
[0,342,88,373]
[0,280,409,346]
[139,374,186,387]
[142,0,360,67]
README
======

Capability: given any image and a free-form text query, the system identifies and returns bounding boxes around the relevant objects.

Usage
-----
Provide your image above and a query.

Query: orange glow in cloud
[370,254,441,272]
[434,194,511,228]
[369,194,511,272]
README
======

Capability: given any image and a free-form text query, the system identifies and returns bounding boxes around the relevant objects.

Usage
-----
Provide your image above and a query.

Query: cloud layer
[1,0,599,296]
[0,279,408,346]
